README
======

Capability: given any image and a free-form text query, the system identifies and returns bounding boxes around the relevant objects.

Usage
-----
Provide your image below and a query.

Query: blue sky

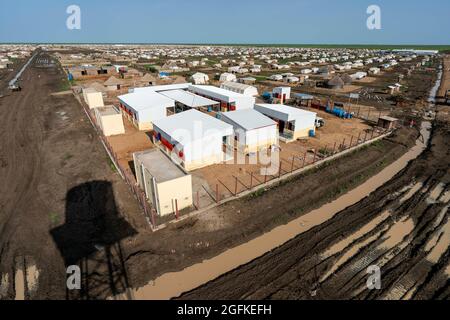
[0,0,448,44]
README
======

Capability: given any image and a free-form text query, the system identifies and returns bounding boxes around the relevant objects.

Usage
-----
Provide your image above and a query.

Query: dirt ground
[106,118,154,171]
[180,122,450,300]
[0,51,148,300]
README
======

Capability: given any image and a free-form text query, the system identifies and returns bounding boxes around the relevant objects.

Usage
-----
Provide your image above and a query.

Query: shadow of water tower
[51,180,137,300]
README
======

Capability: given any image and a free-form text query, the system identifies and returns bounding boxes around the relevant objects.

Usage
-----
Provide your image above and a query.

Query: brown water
[115,122,431,300]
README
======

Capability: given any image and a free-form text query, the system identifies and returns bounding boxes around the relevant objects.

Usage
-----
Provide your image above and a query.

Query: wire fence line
[74,93,156,230]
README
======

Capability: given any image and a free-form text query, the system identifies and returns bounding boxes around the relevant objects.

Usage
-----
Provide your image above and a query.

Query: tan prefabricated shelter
[82,88,104,109]
[377,116,398,130]
[94,106,125,136]
[133,149,193,216]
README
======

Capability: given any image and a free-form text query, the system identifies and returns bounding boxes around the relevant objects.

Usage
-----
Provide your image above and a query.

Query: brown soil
[0,51,147,300]
[118,125,416,299]
[179,123,450,300]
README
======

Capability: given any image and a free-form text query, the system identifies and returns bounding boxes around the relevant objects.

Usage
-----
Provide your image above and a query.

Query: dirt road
[0,52,146,299]
[180,122,449,300]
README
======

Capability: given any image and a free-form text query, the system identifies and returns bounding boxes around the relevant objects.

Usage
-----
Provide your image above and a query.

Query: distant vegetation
[144,64,158,73]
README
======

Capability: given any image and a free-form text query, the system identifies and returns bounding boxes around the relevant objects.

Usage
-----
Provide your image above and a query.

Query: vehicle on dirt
[315,117,325,128]
[9,83,21,92]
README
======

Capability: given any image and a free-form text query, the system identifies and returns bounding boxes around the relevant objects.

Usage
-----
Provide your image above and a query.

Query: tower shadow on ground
[51,180,137,300]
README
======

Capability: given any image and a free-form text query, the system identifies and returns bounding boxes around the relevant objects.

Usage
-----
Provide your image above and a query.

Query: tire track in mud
[180,125,450,300]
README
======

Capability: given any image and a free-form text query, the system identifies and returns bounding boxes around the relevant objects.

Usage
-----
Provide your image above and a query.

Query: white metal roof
[159,89,219,108]
[118,91,174,112]
[221,109,276,131]
[153,109,233,142]
[134,148,186,182]
[132,83,191,93]
[220,81,255,92]
[189,84,249,102]
[254,103,316,122]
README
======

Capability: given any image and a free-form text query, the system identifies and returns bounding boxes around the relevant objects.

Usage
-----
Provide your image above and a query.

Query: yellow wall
[293,127,315,140]
[100,114,125,136]
[85,92,104,109]
[183,153,225,171]
[155,175,193,216]
[239,137,278,154]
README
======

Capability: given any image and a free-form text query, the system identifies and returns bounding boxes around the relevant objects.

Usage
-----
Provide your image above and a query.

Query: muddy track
[0,52,145,300]
[180,124,450,300]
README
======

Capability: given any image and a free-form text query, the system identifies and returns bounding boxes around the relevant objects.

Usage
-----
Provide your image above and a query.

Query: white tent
[219,73,237,82]
[220,81,258,96]
[190,72,209,85]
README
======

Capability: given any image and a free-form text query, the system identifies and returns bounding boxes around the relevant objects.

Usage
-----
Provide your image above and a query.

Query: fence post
[371,127,375,140]
[264,168,268,183]
[216,184,219,203]
[151,209,156,228]
[349,136,354,148]
[291,156,295,172]
[234,176,238,196]
[313,150,317,163]
[302,151,307,167]
[175,199,179,220]
[278,162,282,178]
[197,191,200,209]
[333,141,337,154]
[357,132,361,145]
[342,138,346,150]
[364,130,368,142]
[250,172,253,188]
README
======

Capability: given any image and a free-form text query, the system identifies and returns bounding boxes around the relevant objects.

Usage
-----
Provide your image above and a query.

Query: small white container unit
[220,109,278,154]
[134,149,193,216]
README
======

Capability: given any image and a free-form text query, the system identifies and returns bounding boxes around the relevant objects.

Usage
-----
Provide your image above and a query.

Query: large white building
[118,91,175,130]
[188,85,255,112]
[152,109,234,171]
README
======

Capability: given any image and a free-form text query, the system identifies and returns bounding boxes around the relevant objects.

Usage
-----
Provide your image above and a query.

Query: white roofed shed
[152,109,234,171]
[118,91,175,131]
[254,103,316,142]
[221,109,278,153]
